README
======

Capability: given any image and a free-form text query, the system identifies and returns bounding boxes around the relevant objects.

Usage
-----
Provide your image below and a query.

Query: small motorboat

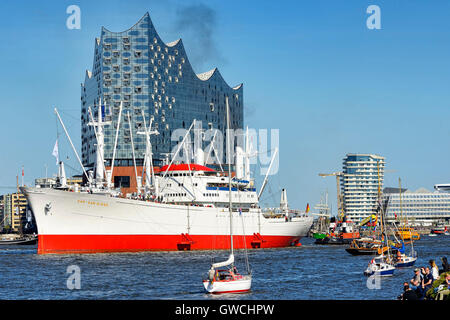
[364,255,395,277]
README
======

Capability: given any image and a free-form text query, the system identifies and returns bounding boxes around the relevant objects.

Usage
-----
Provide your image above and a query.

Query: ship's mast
[226,96,234,257]
[87,98,111,185]
[127,111,141,195]
[108,102,123,189]
[137,110,159,196]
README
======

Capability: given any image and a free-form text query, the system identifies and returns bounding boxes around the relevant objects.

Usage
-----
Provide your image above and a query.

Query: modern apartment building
[342,154,385,221]
[81,12,244,173]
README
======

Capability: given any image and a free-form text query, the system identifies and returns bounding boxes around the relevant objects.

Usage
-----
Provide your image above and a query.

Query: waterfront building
[341,154,385,221]
[81,12,244,184]
[384,187,450,225]
[0,193,28,233]
[34,176,83,189]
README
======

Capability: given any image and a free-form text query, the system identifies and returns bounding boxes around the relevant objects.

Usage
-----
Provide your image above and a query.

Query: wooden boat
[0,234,37,246]
[345,238,383,255]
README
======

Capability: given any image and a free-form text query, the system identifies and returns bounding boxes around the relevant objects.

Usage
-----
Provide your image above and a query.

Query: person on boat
[208,268,215,282]
[429,260,439,280]
[398,282,418,300]
[396,250,402,262]
[440,256,449,274]
[232,266,238,275]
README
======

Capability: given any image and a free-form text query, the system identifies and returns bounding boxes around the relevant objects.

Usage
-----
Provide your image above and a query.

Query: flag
[305,203,310,213]
[52,140,59,165]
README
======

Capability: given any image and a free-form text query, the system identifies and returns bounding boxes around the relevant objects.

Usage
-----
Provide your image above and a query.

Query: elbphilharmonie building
[81,12,244,169]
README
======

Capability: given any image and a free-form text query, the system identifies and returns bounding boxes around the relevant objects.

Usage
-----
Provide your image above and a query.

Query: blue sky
[0,0,449,213]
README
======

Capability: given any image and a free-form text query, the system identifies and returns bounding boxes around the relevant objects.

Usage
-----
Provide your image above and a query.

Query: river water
[0,235,448,300]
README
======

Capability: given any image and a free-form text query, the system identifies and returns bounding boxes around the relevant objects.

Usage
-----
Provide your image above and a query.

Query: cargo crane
[318,172,344,220]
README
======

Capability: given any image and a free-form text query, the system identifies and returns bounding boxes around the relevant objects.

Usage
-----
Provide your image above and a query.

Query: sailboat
[202,97,252,294]
[364,160,395,277]
[393,178,417,268]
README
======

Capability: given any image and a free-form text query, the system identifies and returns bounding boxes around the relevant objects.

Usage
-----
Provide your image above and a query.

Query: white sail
[212,254,234,269]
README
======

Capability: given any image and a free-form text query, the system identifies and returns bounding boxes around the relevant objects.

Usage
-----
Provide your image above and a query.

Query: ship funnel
[280,188,288,212]
[58,161,67,187]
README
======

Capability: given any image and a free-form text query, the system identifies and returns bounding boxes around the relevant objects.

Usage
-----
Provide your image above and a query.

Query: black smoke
[173,3,226,72]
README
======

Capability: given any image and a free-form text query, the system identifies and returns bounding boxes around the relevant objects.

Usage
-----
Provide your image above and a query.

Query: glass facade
[81,13,244,168]
[384,189,450,222]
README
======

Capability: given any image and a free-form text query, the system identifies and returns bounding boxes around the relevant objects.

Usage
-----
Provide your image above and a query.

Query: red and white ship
[22,102,313,254]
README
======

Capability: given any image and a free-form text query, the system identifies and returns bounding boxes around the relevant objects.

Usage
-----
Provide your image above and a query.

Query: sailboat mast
[399,177,414,254]
[226,96,234,256]
[377,160,386,255]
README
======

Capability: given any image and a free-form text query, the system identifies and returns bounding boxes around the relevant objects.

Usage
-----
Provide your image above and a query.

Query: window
[114,176,130,188]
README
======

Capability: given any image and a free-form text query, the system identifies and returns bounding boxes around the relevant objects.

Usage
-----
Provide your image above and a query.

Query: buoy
[295,242,302,247]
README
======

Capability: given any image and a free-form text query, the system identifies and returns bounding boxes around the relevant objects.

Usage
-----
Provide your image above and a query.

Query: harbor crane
[318,172,345,219]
